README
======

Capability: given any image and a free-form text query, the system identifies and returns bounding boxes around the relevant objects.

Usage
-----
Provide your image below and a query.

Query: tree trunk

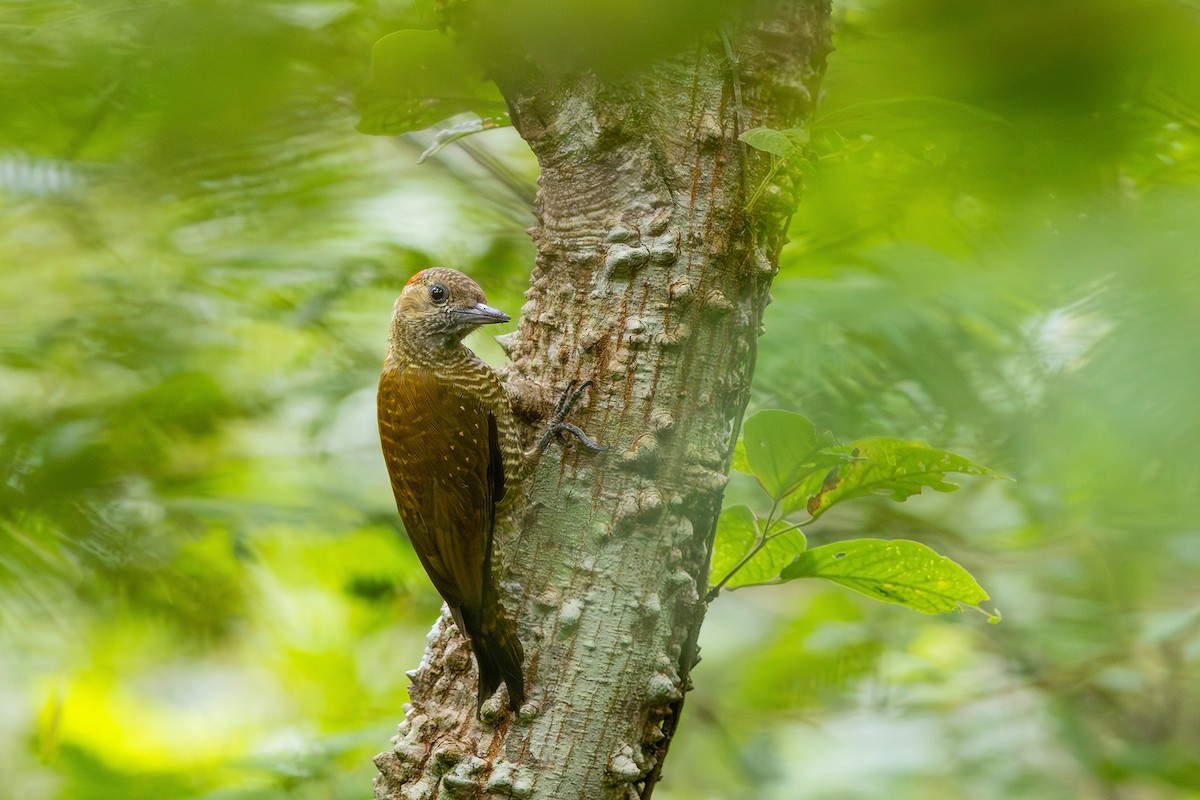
[373,2,831,797]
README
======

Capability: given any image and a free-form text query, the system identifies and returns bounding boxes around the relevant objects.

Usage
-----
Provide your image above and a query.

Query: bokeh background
[2,1,1198,798]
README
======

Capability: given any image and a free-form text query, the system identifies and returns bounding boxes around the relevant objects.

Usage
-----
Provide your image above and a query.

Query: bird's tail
[455,600,526,713]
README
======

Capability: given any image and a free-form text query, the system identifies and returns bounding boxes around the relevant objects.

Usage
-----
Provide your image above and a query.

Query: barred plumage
[377,268,525,712]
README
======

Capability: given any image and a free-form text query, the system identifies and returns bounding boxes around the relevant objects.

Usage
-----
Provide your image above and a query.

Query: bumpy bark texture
[374,2,831,797]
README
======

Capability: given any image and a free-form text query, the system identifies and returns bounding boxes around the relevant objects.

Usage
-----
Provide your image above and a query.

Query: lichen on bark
[373,2,832,798]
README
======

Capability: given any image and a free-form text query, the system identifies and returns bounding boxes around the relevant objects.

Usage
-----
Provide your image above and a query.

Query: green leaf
[725,528,807,590]
[730,439,751,475]
[741,410,843,500]
[780,539,990,615]
[356,30,509,136]
[709,505,759,587]
[738,126,810,160]
[784,438,998,518]
[709,507,807,591]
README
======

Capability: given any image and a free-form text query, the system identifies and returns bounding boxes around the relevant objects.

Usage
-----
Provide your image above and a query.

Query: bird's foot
[533,380,607,455]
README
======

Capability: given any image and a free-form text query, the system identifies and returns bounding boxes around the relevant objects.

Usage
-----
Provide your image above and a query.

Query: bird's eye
[429,284,448,304]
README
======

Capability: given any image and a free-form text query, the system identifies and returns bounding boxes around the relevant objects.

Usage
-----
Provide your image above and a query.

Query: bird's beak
[452,302,511,326]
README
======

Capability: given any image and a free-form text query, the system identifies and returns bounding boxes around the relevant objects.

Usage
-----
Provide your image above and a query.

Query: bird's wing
[377,363,502,612]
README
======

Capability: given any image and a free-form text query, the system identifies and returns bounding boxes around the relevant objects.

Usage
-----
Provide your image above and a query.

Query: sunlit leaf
[780,539,990,615]
[356,30,509,136]
[741,410,844,501]
[730,439,751,475]
[784,438,999,518]
[724,529,807,590]
[708,504,758,587]
[709,505,812,592]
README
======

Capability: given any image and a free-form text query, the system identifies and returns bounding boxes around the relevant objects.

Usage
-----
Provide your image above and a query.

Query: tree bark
[373,2,831,797]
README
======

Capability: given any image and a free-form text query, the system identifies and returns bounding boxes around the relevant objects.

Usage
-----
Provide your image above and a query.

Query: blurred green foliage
[2,0,1198,799]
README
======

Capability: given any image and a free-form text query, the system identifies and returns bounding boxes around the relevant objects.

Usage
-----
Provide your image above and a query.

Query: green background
[2,1,1197,797]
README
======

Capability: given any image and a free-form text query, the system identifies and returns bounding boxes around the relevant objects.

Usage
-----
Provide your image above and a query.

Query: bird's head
[389,267,510,356]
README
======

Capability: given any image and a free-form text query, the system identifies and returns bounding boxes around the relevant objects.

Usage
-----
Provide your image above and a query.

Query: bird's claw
[550,421,607,452]
[535,380,607,455]
[556,379,591,419]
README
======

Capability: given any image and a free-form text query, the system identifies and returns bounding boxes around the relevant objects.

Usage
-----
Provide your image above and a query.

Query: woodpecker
[377,267,527,712]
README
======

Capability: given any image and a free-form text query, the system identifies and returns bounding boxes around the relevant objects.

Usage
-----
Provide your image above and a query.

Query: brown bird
[377,267,527,712]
